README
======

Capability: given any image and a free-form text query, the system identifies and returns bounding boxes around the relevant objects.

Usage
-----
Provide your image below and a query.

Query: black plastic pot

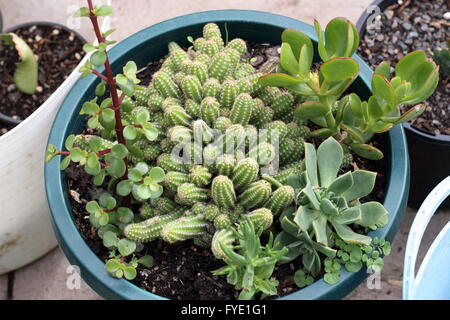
[0,21,86,126]
[357,0,450,209]
[0,8,3,32]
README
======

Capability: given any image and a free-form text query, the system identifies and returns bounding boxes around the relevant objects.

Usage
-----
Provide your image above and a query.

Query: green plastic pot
[45,10,410,300]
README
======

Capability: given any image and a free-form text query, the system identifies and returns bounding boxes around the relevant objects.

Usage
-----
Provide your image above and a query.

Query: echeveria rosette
[275,138,390,285]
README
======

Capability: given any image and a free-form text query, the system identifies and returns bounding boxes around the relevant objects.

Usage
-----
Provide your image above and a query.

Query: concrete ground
[0,0,448,300]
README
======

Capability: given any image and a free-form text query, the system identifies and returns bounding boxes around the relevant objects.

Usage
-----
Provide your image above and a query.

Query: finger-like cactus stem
[203,78,221,98]
[238,180,272,209]
[211,229,235,260]
[189,165,212,187]
[200,97,220,126]
[214,214,232,230]
[219,80,239,108]
[211,175,237,209]
[232,158,259,191]
[226,38,247,56]
[124,208,185,243]
[243,208,273,231]
[264,186,295,216]
[177,183,209,206]
[157,154,188,173]
[153,71,181,98]
[230,93,254,126]
[216,154,237,176]
[164,171,190,191]
[161,215,209,243]
[209,52,231,82]
[204,204,221,222]
[181,75,203,103]
[164,105,192,127]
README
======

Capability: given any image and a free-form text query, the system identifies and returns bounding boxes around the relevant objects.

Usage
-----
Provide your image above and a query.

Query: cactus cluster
[122,23,303,248]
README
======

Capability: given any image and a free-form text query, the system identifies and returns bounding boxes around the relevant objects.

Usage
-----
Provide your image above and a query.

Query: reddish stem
[91,69,108,82]
[87,0,130,207]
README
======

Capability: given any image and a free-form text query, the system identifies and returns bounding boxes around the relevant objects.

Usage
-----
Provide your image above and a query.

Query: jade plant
[45,1,429,300]
[0,33,38,94]
[259,18,439,160]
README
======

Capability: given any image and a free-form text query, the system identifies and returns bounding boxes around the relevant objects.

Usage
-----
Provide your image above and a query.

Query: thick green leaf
[95,5,113,17]
[304,143,319,186]
[118,239,136,257]
[325,18,359,58]
[342,170,377,201]
[372,74,397,110]
[106,158,126,178]
[350,143,384,160]
[368,96,385,120]
[332,207,361,225]
[317,137,343,187]
[328,172,354,195]
[280,43,299,75]
[91,51,107,67]
[281,28,313,61]
[294,206,318,233]
[149,167,165,183]
[295,101,330,120]
[258,73,303,87]
[116,180,133,196]
[374,61,391,79]
[332,222,372,246]
[280,216,301,237]
[395,104,426,124]
[111,144,128,159]
[312,215,329,246]
[356,202,388,227]
[0,33,38,94]
[320,58,359,82]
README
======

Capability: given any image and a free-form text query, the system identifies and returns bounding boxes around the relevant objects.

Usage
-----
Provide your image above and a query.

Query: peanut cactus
[230,93,254,126]
[264,185,295,216]
[243,208,273,231]
[189,165,212,187]
[211,175,236,209]
[177,183,209,206]
[211,229,235,260]
[232,158,259,191]
[238,180,272,209]
[124,208,185,242]
[161,215,209,243]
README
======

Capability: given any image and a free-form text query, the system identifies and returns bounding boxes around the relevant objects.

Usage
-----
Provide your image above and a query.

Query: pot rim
[0,21,87,127]
[45,9,410,300]
[356,0,450,143]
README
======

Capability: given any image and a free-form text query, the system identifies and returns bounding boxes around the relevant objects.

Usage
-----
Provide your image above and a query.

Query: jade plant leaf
[258,73,303,87]
[372,74,397,110]
[350,143,384,161]
[314,18,359,62]
[295,101,329,120]
[280,43,299,75]
[395,50,440,105]
[320,57,359,82]
[0,33,38,94]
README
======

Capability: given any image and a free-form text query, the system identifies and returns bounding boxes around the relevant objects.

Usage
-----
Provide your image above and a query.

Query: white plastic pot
[0,3,111,274]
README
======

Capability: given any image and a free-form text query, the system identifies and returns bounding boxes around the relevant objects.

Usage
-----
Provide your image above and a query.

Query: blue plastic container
[45,10,410,300]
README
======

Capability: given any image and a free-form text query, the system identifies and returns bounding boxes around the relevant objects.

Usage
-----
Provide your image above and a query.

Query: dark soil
[65,43,387,300]
[0,24,85,136]
[358,0,450,135]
